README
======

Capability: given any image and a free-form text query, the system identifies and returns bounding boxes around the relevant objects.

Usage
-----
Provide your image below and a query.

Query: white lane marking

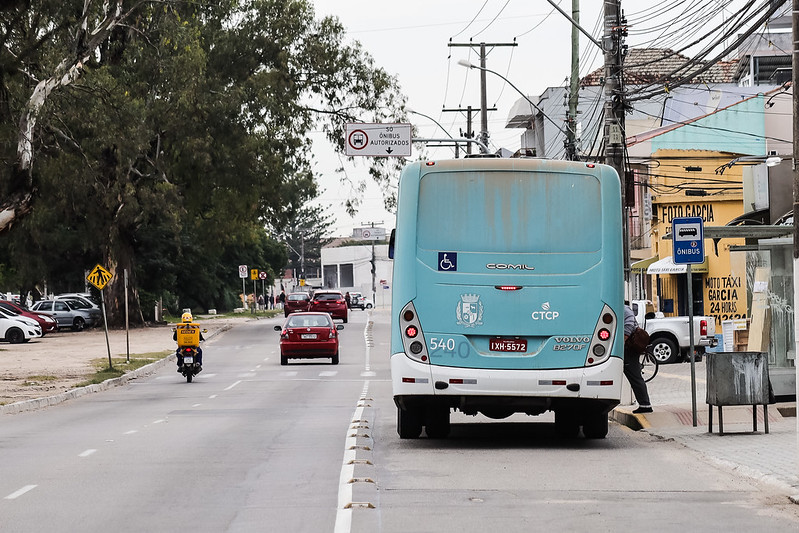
[153,419,166,424]
[255,364,262,369]
[192,403,202,407]
[5,485,37,500]
[361,311,376,377]
[209,394,218,399]
[334,381,370,533]
[319,371,338,377]
[263,357,270,362]
[224,380,242,391]
[79,449,97,458]
[124,430,138,435]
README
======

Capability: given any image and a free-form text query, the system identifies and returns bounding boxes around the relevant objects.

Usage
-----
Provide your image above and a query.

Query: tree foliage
[0,0,406,324]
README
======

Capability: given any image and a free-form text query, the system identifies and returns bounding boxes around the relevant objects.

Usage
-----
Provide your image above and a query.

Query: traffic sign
[672,216,705,264]
[238,265,248,278]
[345,123,412,157]
[259,271,268,280]
[86,264,113,290]
[250,269,259,281]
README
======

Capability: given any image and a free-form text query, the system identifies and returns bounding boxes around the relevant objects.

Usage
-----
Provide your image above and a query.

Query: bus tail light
[700,319,707,336]
[399,301,429,364]
[585,304,616,367]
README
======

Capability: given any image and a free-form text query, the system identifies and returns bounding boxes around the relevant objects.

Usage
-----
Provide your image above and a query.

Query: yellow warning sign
[250,269,259,280]
[87,264,113,290]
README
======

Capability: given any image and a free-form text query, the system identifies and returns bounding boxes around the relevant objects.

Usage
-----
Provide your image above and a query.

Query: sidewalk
[612,359,799,501]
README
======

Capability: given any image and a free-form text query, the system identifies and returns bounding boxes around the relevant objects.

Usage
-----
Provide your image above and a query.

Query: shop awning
[630,255,658,274]
[647,255,708,274]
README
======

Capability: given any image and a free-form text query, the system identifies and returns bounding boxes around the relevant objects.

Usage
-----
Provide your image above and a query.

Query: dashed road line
[79,449,97,458]
[5,485,37,500]
[224,380,242,391]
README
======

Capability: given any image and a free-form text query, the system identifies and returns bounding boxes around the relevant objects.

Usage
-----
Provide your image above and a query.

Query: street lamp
[456,59,568,145]
[715,155,786,175]
[406,108,459,157]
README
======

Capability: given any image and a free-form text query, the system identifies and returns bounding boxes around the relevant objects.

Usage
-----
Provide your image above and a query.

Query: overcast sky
[308,0,768,236]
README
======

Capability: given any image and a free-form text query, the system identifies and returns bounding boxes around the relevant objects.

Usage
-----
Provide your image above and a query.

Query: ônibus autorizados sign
[345,123,411,157]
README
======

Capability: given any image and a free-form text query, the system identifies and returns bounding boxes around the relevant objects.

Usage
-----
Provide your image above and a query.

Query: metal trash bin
[705,351,769,435]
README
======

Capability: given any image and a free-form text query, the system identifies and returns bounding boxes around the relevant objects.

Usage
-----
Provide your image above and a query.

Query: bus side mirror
[388,228,395,259]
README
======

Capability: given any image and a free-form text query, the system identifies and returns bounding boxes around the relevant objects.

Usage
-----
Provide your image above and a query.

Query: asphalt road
[1,310,798,532]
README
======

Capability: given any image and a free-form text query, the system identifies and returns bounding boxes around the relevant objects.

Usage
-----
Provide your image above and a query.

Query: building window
[340,263,354,287]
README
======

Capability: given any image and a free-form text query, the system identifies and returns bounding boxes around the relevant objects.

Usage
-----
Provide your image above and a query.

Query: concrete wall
[321,244,393,308]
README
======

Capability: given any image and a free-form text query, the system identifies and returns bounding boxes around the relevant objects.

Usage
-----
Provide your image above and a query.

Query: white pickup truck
[631,299,718,364]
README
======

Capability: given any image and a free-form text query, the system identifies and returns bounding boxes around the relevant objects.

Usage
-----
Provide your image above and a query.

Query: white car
[0,311,43,343]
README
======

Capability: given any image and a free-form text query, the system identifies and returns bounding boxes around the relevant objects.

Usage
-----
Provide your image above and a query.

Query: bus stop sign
[672,216,704,264]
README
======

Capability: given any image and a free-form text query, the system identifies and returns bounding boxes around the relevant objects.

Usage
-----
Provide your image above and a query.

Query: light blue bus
[389,157,624,439]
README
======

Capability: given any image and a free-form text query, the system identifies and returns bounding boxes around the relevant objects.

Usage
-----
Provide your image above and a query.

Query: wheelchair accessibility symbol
[438,252,457,272]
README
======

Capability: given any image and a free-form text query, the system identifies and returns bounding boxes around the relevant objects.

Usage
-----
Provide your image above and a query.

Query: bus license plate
[489,338,526,352]
[301,333,317,339]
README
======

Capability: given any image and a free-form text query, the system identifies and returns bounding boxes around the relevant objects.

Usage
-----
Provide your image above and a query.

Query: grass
[75,351,172,387]
[22,375,59,386]
[162,308,282,323]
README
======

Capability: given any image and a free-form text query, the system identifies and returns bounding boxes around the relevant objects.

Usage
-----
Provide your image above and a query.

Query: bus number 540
[430,337,456,352]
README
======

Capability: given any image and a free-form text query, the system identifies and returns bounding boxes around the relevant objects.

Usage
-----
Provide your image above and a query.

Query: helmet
[181,312,193,323]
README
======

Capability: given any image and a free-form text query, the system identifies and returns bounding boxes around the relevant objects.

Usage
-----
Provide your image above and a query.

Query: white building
[320,243,393,308]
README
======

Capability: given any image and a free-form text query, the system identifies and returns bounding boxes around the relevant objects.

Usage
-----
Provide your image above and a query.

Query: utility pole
[603,0,630,281]
[565,0,580,161]
[449,41,517,153]
[791,0,799,457]
[362,221,383,305]
[442,105,496,155]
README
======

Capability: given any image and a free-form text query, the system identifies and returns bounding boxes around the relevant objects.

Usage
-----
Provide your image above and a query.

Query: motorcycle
[178,345,203,383]
[174,325,208,383]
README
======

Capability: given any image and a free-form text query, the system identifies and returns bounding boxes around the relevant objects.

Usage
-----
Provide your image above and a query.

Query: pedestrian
[258,294,264,311]
[623,302,653,414]
[278,290,286,309]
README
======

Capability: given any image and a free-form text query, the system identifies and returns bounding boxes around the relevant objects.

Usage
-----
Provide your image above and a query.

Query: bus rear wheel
[554,410,579,438]
[424,407,451,439]
[582,413,609,439]
[397,406,422,439]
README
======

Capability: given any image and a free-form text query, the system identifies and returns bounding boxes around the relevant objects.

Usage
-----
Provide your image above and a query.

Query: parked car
[309,290,348,323]
[0,300,58,335]
[348,292,373,310]
[0,312,42,343]
[274,312,344,365]
[631,299,718,364]
[55,293,99,310]
[284,292,311,317]
[30,299,101,331]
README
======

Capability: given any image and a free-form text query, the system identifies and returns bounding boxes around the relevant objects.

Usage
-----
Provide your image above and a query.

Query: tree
[280,205,335,280]
[0,1,407,325]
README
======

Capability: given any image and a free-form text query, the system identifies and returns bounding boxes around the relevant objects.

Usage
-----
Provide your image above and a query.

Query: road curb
[0,324,232,416]
[610,407,651,430]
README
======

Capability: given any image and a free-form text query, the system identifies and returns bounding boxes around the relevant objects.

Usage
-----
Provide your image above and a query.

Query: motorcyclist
[173,312,204,372]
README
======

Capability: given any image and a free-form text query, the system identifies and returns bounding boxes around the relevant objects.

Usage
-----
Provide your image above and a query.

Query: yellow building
[642,149,746,330]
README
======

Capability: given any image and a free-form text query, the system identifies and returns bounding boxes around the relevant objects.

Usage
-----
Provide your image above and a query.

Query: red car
[274,312,344,365]
[284,292,311,317]
[0,300,59,335]
[308,290,348,323]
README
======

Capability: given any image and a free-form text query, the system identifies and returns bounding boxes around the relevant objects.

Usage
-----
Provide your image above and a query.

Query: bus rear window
[417,171,602,253]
